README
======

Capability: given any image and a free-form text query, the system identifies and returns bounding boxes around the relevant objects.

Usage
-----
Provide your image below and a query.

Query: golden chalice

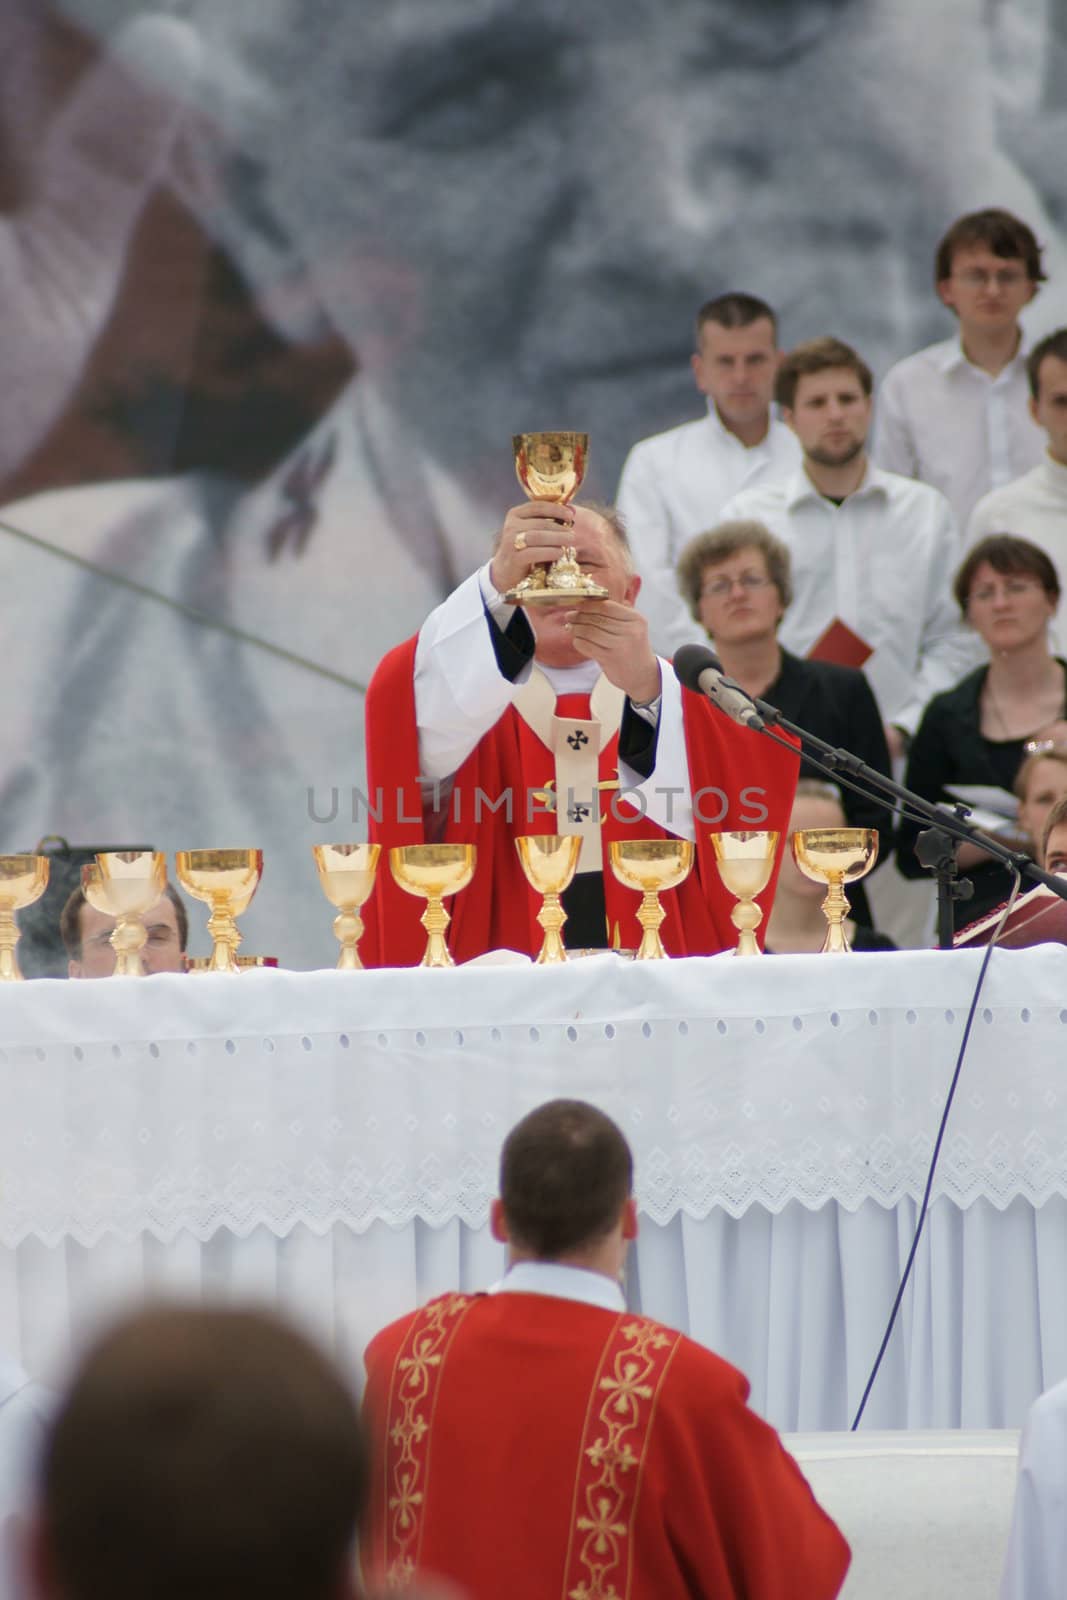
[388,844,476,968]
[516,834,582,963]
[81,850,167,977]
[175,848,263,973]
[0,854,50,982]
[710,831,779,956]
[313,843,380,970]
[608,839,694,960]
[505,431,609,606]
[792,829,879,953]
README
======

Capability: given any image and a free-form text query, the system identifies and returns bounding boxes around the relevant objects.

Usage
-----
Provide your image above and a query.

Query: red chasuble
[362,1292,850,1600]
[361,636,799,966]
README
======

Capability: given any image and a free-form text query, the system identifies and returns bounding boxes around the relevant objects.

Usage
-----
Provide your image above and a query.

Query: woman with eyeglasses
[896,533,1067,930]
[676,519,893,926]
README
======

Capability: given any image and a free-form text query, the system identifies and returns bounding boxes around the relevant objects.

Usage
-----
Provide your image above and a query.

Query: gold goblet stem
[731,898,765,958]
[334,909,365,971]
[0,907,22,982]
[111,915,148,978]
[207,905,242,973]
[421,895,454,969]
[535,891,568,964]
[820,877,851,953]
[635,890,668,961]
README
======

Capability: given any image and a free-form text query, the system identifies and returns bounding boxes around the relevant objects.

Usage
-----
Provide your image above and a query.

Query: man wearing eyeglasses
[872,209,1048,527]
[59,882,188,977]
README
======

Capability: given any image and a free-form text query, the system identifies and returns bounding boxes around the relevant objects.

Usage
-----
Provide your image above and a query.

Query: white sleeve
[617,447,708,659]
[896,499,982,734]
[413,565,529,782]
[870,367,918,479]
[618,660,695,841]
[1000,1382,1067,1600]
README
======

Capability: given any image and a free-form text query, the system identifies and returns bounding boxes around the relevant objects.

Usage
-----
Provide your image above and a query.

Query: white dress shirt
[872,336,1046,529]
[1000,1377,1067,1600]
[719,462,975,733]
[616,405,801,657]
[488,1260,626,1312]
[967,454,1067,649]
[413,564,697,840]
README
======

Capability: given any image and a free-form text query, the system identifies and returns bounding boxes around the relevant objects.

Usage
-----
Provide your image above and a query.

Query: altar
[1,946,1065,1430]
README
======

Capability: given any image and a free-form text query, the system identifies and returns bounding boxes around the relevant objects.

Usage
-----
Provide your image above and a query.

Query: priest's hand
[564,601,661,704]
[489,501,576,596]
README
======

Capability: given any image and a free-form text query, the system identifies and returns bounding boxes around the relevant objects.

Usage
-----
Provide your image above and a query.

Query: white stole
[513,668,624,871]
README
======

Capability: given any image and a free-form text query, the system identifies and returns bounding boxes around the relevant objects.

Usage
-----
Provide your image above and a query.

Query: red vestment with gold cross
[362,1292,850,1600]
[361,636,799,966]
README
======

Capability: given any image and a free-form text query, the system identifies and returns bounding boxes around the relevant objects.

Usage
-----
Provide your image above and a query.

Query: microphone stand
[746,695,1067,948]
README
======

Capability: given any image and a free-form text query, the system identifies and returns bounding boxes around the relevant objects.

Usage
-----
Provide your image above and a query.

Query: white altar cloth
[1,946,1066,1430]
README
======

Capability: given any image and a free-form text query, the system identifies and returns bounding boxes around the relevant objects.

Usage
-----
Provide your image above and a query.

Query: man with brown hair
[617,293,800,655]
[967,328,1067,647]
[26,1304,367,1600]
[59,882,188,977]
[1041,791,1067,875]
[718,336,972,757]
[362,1099,850,1600]
[873,209,1048,527]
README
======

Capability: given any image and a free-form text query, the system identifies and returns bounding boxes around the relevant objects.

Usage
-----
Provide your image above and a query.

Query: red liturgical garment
[361,636,799,965]
[362,1291,851,1600]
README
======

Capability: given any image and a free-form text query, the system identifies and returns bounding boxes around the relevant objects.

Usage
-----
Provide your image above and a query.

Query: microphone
[672,644,766,732]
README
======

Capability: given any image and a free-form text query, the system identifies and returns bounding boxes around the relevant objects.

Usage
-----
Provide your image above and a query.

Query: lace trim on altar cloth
[2,988,1067,1247]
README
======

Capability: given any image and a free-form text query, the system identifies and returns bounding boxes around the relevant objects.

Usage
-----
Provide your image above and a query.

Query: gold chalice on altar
[388,844,477,968]
[710,831,778,956]
[313,843,380,970]
[175,848,263,973]
[792,829,879,953]
[608,839,694,960]
[0,854,50,982]
[81,850,167,977]
[516,834,582,963]
[504,432,609,606]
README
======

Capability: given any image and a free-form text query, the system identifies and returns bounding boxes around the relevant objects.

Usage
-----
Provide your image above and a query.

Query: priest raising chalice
[361,432,800,965]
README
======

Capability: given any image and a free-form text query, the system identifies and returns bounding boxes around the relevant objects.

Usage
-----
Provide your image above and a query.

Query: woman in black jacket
[897,535,1066,931]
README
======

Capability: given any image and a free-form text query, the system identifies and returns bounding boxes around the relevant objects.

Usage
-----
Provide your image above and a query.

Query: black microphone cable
[848,867,1022,1429]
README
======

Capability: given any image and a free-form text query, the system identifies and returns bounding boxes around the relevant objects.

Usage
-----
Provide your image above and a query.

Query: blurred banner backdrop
[3,0,1067,965]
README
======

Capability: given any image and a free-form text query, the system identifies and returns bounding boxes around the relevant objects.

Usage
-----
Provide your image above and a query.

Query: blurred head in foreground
[28,1304,365,1600]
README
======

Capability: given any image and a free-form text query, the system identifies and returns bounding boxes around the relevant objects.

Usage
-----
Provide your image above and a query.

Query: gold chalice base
[504,547,609,606]
[188,954,275,972]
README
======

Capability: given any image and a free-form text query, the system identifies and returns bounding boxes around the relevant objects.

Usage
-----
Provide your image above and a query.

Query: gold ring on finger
[514,530,527,551]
